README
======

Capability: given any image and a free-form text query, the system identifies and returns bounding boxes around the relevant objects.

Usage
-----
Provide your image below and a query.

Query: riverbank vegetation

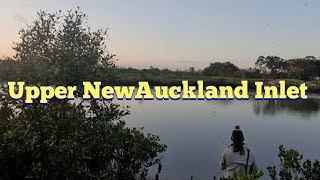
[0,8,166,179]
[111,58,320,92]
[267,145,320,180]
[0,89,166,179]
[2,55,320,92]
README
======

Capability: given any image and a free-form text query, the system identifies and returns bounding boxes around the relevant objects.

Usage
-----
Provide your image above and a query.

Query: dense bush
[0,88,166,179]
[267,145,320,180]
[202,62,241,77]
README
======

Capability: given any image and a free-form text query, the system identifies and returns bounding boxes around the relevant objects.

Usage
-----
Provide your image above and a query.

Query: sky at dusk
[0,0,320,69]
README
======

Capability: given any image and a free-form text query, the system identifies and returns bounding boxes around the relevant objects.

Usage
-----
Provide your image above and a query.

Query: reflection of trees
[205,99,234,106]
[252,98,320,117]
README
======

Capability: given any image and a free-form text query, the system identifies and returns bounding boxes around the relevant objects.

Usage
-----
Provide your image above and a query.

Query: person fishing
[219,126,257,178]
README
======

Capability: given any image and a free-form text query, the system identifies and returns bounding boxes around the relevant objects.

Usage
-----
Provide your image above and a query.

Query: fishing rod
[210,128,228,147]
[210,124,242,147]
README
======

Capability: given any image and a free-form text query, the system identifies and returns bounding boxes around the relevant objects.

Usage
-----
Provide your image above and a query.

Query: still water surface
[117,95,320,179]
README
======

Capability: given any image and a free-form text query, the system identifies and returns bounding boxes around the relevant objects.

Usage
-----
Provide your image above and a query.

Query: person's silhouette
[219,126,257,178]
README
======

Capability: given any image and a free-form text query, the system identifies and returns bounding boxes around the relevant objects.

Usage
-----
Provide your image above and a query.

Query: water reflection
[115,95,320,179]
[252,98,320,117]
[135,96,320,118]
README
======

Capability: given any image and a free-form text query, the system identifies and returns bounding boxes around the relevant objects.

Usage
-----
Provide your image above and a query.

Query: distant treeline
[113,56,320,80]
[103,56,320,89]
[2,55,320,89]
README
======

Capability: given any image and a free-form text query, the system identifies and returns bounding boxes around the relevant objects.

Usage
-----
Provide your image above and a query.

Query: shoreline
[112,78,320,93]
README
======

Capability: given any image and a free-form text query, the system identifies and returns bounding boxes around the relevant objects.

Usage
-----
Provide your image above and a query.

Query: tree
[255,56,287,78]
[0,88,166,179]
[13,7,115,85]
[0,58,22,82]
[202,62,240,77]
[189,67,195,73]
[255,56,320,80]
[267,145,320,180]
[287,56,320,80]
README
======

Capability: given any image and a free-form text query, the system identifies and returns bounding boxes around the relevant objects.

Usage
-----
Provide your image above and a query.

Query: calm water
[116,94,320,179]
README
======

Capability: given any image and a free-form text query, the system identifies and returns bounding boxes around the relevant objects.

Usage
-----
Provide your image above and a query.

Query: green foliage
[255,56,320,80]
[10,7,115,85]
[214,170,264,180]
[267,145,320,180]
[255,56,287,77]
[202,62,240,77]
[0,88,166,179]
[226,170,264,180]
[0,58,22,82]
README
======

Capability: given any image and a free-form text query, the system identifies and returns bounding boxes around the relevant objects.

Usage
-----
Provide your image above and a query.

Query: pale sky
[0,0,319,69]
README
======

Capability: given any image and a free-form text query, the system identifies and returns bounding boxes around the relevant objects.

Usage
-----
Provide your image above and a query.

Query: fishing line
[210,128,228,147]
